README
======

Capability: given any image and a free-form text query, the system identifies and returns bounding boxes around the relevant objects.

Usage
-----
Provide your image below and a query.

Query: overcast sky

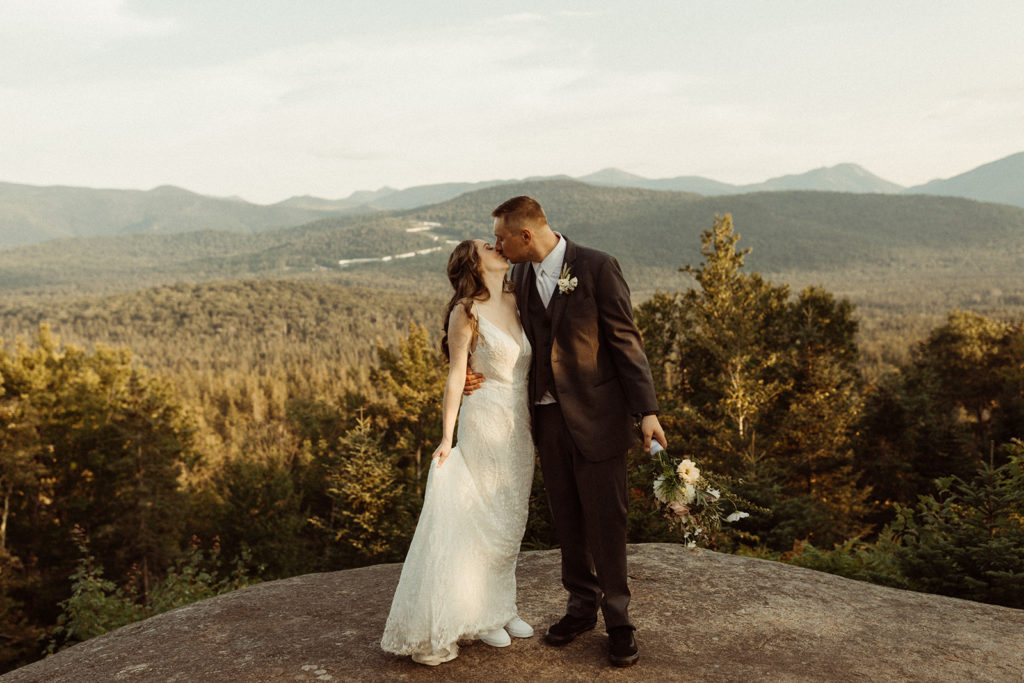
[2,0,1023,204]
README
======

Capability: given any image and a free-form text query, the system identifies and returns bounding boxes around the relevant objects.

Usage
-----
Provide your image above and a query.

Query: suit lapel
[548,237,576,335]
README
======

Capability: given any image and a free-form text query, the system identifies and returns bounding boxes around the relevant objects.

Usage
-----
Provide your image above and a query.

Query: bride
[380,239,536,666]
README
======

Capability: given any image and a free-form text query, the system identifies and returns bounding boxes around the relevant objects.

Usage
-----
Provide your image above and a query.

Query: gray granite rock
[5,544,1024,682]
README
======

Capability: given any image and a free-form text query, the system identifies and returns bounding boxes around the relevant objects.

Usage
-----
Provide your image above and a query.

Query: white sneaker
[411,649,458,666]
[504,616,534,638]
[479,627,512,647]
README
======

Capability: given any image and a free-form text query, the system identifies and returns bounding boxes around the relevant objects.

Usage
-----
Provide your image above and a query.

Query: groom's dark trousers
[515,238,658,632]
[534,404,631,628]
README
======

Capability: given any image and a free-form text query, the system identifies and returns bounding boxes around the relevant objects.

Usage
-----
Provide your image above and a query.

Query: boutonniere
[557,263,578,295]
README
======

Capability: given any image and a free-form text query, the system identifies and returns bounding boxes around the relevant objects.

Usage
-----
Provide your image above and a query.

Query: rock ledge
[5,544,1024,682]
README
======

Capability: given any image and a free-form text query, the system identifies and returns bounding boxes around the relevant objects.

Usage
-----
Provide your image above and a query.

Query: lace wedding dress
[380,314,535,662]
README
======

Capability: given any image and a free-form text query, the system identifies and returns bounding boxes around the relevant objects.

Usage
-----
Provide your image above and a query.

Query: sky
[2,0,1023,204]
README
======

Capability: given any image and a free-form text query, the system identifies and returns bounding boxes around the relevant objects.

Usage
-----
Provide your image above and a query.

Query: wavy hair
[441,240,487,361]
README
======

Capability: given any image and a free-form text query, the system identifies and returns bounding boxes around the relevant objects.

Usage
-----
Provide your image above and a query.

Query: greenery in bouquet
[650,443,762,547]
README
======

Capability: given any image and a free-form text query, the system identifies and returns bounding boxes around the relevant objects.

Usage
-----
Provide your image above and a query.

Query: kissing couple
[381,196,666,668]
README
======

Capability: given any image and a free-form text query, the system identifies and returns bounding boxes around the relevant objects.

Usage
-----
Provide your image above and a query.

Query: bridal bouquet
[650,443,752,547]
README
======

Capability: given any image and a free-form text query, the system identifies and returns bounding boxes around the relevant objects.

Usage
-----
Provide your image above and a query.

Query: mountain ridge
[2,151,1022,249]
[902,152,1024,207]
[5,181,1023,306]
[0,181,340,248]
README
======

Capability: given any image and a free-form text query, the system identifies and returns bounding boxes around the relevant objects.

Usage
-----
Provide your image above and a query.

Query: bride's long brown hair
[440,240,514,361]
[441,240,486,361]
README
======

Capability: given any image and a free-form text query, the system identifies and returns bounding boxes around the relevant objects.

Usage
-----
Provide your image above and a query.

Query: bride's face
[474,239,509,274]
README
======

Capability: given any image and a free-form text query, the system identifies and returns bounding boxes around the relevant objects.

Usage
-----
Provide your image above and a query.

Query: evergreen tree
[857,312,1024,512]
[892,439,1024,608]
[0,326,197,667]
[206,425,311,579]
[635,215,869,549]
[310,416,409,567]
[369,323,446,491]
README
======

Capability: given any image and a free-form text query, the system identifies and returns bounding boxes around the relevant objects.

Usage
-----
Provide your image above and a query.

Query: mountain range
[0,152,1022,249]
[4,180,1023,309]
[280,151,1024,213]
[0,182,329,248]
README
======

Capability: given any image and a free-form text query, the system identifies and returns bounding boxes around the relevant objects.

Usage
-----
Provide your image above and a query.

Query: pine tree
[370,323,446,491]
[635,215,869,549]
[310,416,409,567]
[857,312,1024,511]
[892,439,1024,608]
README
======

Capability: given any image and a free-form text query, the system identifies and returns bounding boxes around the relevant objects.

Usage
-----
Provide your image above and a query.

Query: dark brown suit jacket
[513,237,658,461]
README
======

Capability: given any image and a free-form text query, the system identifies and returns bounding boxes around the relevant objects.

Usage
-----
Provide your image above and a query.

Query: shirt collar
[533,233,565,278]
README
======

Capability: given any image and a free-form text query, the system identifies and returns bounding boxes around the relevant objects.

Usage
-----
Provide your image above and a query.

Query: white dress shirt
[532,233,566,307]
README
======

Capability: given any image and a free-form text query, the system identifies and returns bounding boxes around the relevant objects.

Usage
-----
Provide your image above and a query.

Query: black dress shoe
[608,626,639,667]
[544,614,598,645]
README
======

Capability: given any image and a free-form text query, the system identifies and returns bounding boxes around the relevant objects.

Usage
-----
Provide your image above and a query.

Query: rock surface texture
[5,544,1024,682]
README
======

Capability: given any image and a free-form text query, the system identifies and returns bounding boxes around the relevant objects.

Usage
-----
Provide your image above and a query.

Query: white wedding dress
[380,314,535,662]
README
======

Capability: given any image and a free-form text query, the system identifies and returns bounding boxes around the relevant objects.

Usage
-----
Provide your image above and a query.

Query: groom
[474,195,666,667]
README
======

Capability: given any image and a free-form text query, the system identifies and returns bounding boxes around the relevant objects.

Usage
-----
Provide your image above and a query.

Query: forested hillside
[0,279,445,416]
[410,180,1024,273]
[0,182,345,248]
[5,181,1024,315]
[0,213,440,297]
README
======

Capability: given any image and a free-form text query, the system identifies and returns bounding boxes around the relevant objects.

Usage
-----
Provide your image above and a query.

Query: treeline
[1,216,1023,673]
[631,215,1024,601]
[0,280,445,464]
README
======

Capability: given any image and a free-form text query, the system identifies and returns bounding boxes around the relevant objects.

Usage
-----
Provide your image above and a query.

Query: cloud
[2,3,1023,200]
[0,0,177,87]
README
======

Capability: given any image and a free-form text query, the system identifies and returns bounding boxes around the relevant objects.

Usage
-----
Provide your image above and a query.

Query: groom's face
[493,217,529,264]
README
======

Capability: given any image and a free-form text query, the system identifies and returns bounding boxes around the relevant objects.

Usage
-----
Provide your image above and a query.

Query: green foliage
[778,439,1024,609]
[368,323,447,487]
[890,440,1024,608]
[49,529,259,651]
[778,531,908,589]
[0,327,202,669]
[857,312,1024,514]
[205,432,312,579]
[0,548,46,670]
[636,214,871,550]
[309,416,411,567]
[1,325,195,612]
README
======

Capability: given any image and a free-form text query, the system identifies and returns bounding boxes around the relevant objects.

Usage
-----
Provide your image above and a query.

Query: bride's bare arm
[434,305,474,468]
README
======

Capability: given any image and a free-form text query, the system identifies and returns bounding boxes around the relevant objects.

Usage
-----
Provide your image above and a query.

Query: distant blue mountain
[581,163,904,195]
[903,152,1024,208]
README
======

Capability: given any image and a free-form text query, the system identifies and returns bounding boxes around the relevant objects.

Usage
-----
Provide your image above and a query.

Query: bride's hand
[432,439,452,468]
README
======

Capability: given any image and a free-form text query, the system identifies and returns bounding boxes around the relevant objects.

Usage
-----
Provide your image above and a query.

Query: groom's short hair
[491,196,547,233]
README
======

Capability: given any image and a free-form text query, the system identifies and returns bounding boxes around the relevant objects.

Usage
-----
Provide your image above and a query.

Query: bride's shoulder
[449,298,478,327]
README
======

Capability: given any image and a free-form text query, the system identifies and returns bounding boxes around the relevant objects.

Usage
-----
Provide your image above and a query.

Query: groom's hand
[641,414,667,453]
[463,367,485,395]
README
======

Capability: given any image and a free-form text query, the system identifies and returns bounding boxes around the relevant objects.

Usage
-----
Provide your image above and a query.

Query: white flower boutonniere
[557,263,578,295]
